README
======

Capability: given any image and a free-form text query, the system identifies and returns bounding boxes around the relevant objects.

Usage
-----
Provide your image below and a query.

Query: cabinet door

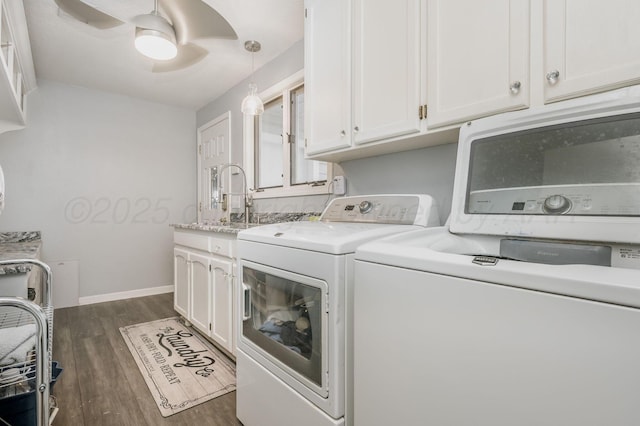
[352,0,422,145]
[427,0,530,128]
[304,0,352,155]
[189,253,211,335]
[173,248,189,319]
[210,257,234,354]
[543,0,640,103]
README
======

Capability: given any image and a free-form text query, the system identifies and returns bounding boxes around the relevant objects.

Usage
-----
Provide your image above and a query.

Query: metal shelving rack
[0,259,54,426]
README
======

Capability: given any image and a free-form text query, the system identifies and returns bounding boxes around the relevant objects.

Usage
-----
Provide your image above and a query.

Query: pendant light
[134,0,177,61]
[241,40,264,116]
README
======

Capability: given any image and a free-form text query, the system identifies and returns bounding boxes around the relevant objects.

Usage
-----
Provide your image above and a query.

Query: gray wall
[197,38,459,221]
[197,39,305,162]
[197,39,334,214]
[339,143,458,223]
[0,80,196,300]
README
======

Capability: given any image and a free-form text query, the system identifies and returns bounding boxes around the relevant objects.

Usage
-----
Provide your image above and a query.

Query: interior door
[197,112,231,222]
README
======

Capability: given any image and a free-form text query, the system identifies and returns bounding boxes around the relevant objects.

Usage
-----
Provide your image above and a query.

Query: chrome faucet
[215,163,253,226]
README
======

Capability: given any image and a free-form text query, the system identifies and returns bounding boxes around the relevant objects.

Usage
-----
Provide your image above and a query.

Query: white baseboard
[78,285,174,306]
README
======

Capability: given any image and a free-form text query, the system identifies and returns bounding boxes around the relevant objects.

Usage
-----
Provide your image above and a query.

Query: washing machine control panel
[321,194,438,225]
[469,183,640,216]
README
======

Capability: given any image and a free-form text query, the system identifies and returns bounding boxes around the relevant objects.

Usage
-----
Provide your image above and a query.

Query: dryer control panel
[321,194,440,227]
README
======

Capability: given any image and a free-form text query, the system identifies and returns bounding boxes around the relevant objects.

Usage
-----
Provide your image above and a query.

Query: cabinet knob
[340,130,346,137]
[353,126,359,133]
[509,81,521,95]
[546,70,560,85]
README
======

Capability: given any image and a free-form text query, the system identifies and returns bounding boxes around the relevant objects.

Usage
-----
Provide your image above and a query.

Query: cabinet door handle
[353,126,359,133]
[509,81,521,95]
[340,130,346,137]
[546,70,560,85]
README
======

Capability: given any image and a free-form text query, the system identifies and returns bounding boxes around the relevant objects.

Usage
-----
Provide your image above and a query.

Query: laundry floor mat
[119,317,236,417]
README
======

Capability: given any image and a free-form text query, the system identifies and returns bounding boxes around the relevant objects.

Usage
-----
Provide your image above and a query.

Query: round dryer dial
[542,194,572,214]
[359,200,373,214]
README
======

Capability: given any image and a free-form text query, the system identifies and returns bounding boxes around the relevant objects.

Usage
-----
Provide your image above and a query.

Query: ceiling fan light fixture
[134,3,177,61]
[135,27,177,60]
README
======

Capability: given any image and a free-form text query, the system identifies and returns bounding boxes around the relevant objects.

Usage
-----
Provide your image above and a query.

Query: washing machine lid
[449,85,640,244]
[356,227,640,309]
[238,221,423,254]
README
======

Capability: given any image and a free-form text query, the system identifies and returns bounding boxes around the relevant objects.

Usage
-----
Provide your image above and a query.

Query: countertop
[0,231,42,274]
[171,222,256,235]
[171,212,323,234]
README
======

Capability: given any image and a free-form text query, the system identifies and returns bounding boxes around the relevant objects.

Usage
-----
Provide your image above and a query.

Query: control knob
[542,194,571,214]
[359,200,373,214]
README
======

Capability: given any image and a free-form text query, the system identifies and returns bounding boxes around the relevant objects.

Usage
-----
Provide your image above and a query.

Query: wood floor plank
[51,308,85,425]
[52,293,241,426]
[75,333,148,426]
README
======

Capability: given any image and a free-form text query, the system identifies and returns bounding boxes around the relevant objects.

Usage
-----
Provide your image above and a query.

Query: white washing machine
[353,86,640,426]
[235,194,440,426]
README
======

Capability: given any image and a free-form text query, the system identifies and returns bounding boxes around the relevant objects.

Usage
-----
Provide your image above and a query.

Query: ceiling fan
[53,0,238,72]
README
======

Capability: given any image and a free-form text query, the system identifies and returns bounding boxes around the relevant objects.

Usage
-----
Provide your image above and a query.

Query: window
[244,71,331,198]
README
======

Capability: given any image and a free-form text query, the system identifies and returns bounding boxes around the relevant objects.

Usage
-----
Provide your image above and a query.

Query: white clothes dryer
[236,194,440,426]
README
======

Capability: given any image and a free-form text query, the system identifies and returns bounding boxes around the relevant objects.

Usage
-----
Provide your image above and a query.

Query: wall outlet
[332,176,346,195]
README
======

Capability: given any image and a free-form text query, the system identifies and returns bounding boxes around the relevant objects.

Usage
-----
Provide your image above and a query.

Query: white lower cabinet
[173,230,236,356]
[173,248,190,319]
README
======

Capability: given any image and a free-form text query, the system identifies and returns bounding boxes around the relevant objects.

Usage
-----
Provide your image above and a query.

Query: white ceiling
[23,0,304,110]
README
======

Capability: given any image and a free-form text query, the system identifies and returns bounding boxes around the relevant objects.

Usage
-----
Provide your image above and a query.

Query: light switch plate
[333,176,346,195]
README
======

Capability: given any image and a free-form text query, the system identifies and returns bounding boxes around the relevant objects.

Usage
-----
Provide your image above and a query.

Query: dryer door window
[241,264,327,392]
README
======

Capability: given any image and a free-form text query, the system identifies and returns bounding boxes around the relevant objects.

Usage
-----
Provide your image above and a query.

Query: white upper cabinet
[304,0,430,159]
[304,0,351,155]
[427,0,530,128]
[352,0,423,145]
[304,0,640,161]
[0,0,36,134]
[543,0,640,103]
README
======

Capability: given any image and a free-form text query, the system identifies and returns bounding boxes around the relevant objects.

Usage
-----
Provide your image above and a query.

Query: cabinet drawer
[174,231,235,258]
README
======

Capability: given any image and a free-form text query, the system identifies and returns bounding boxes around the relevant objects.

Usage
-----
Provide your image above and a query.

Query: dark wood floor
[52,293,241,425]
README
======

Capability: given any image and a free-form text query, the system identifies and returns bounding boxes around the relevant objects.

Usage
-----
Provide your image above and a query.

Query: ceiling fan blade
[152,43,207,73]
[133,14,176,39]
[159,0,238,45]
[54,0,124,29]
